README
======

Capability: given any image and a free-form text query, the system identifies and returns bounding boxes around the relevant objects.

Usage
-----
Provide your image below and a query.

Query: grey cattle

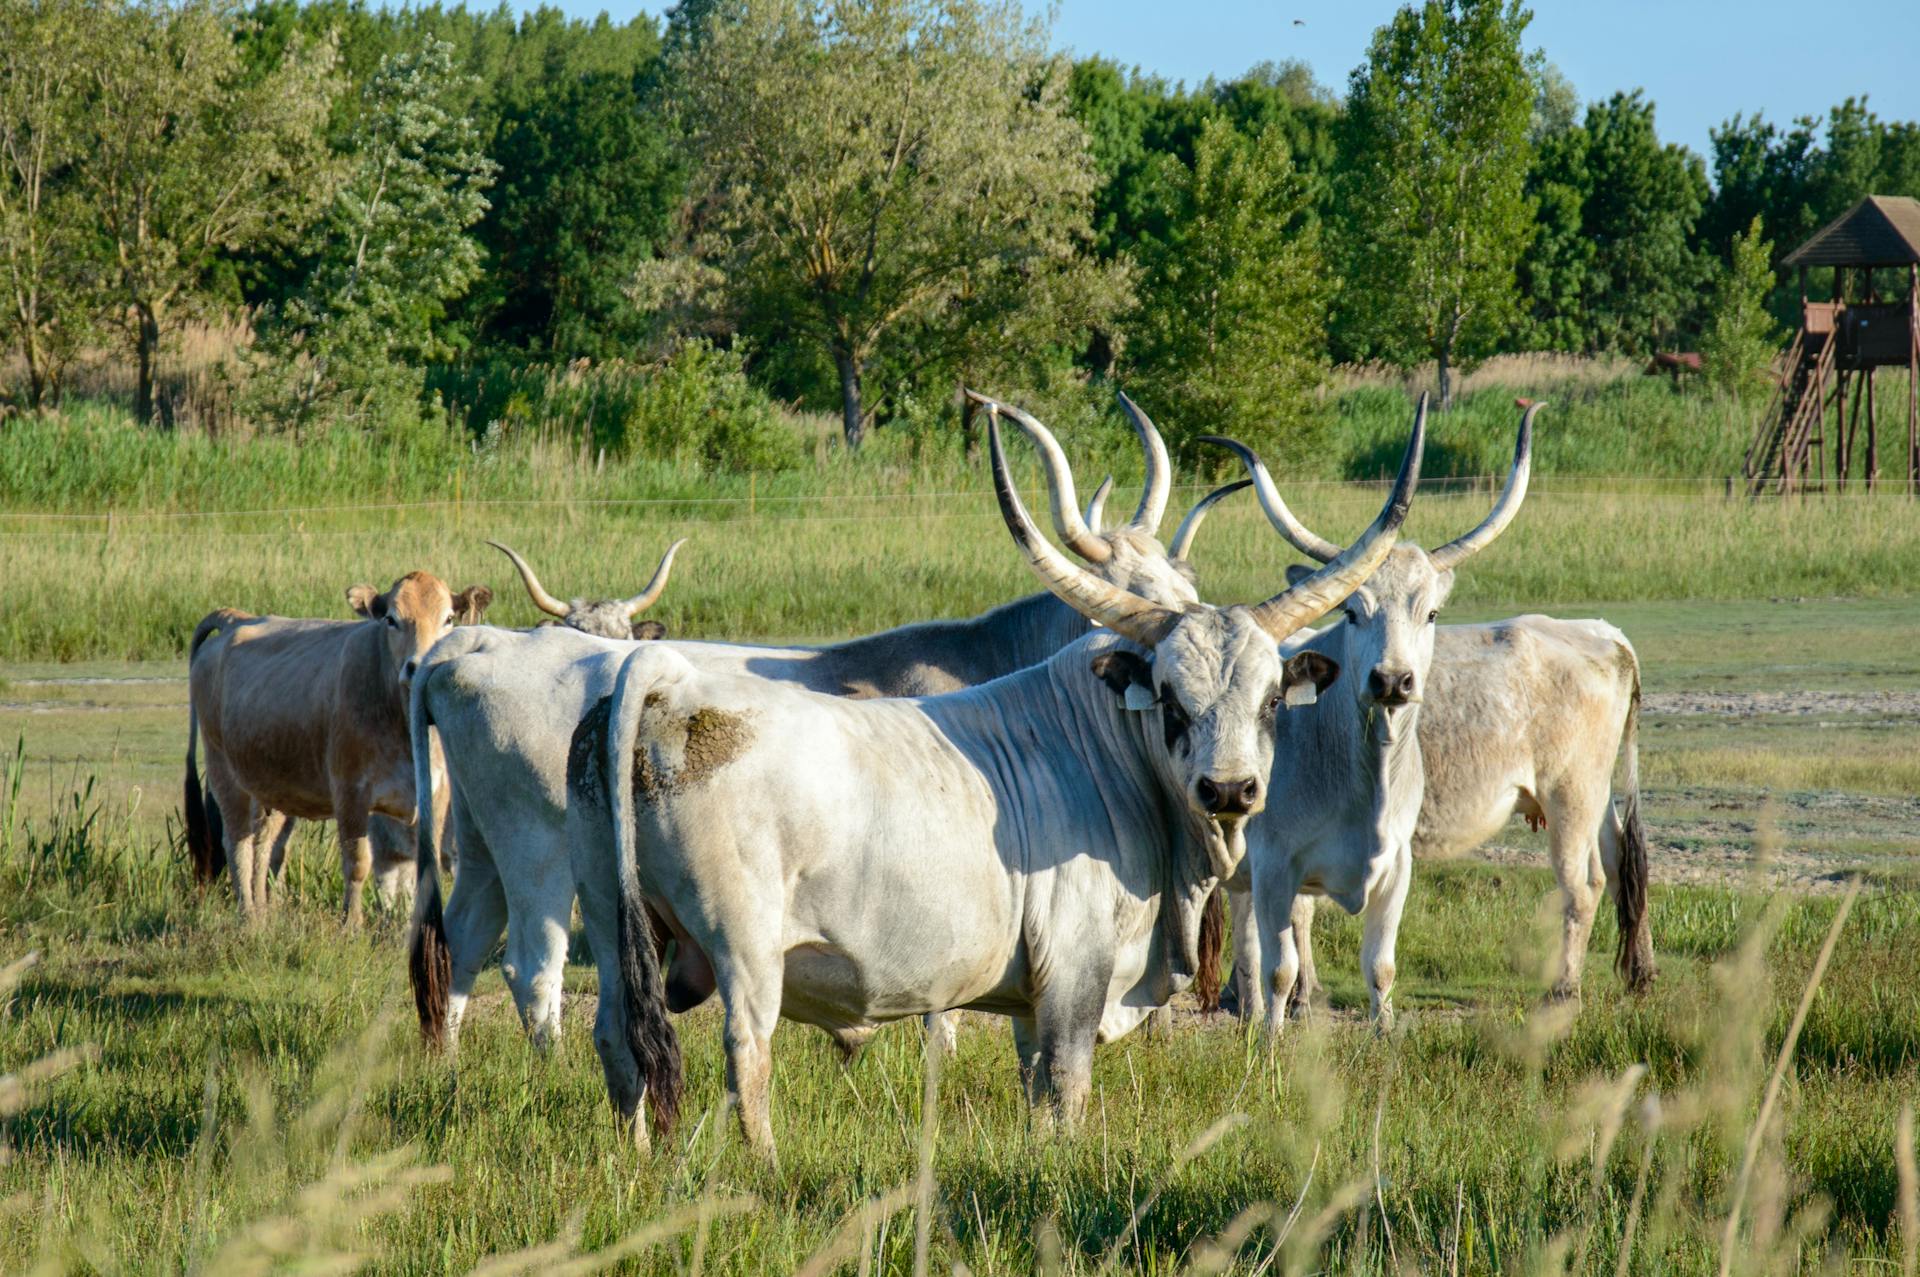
[566,402,1424,1155]
[183,572,493,923]
[1271,617,1651,1013]
[1202,401,1538,1031]
[1203,411,1653,1023]
[487,539,684,640]
[405,400,1229,1050]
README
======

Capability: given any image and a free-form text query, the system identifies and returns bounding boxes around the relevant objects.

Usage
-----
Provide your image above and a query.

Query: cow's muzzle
[1366,666,1418,707]
[1196,775,1260,819]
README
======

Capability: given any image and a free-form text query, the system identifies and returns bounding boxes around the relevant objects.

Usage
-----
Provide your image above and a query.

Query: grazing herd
[180,392,1654,1158]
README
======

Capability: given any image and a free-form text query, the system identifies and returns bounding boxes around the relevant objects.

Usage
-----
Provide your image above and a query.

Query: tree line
[2,0,1917,464]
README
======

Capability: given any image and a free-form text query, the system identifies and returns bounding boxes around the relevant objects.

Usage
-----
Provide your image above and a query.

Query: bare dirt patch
[1645,690,1920,719]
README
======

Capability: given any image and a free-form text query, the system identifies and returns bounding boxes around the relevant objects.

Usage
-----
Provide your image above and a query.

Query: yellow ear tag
[1124,684,1156,713]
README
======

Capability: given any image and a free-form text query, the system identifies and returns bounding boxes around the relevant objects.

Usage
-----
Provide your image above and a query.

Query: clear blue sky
[522,0,1920,167]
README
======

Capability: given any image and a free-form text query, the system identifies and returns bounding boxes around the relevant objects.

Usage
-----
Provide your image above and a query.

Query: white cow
[1199,409,1652,1025]
[563,402,1425,1154]
[1200,401,1536,1030]
[405,398,1234,1050]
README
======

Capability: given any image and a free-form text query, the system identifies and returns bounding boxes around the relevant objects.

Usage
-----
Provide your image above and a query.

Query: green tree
[476,69,680,357]
[1521,91,1708,354]
[1333,0,1536,408]
[1699,216,1781,400]
[0,0,100,411]
[1124,118,1329,468]
[254,39,495,431]
[656,0,1120,449]
[79,0,339,426]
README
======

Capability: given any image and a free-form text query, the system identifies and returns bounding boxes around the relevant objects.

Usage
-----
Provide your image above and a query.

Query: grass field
[2,380,1918,1273]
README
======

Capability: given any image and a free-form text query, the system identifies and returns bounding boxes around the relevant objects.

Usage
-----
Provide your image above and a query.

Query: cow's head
[486,539,685,641]
[347,572,493,687]
[969,394,1204,613]
[982,397,1423,880]
[1201,399,1534,737]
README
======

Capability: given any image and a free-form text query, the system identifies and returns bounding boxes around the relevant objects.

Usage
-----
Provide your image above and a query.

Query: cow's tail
[407,664,453,1050]
[1613,644,1655,993]
[182,611,235,885]
[1195,884,1225,1013]
[607,647,683,1139]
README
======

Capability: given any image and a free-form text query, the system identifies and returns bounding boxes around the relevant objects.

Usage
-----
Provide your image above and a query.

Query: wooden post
[1866,368,1879,492]
[1910,266,1918,496]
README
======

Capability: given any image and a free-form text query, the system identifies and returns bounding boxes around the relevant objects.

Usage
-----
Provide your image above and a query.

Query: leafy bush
[620,340,799,472]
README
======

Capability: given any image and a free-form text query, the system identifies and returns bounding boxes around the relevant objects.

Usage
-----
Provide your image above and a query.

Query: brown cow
[183,572,492,923]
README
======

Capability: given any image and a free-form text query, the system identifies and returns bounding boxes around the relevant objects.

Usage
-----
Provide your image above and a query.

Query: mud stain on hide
[567,695,614,809]
[634,705,756,803]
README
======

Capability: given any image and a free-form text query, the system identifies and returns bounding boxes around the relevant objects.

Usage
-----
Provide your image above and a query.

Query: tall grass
[0,770,1914,1273]
[3,455,1917,662]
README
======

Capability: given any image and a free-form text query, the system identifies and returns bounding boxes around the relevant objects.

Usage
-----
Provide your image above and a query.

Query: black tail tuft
[1616,789,1654,993]
[1195,885,1225,1013]
[182,762,224,886]
[618,873,683,1139]
[410,877,453,1049]
[1614,661,1656,993]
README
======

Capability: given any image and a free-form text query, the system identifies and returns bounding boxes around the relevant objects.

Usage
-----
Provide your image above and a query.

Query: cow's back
[423,625,631,831]
[192,614,372,818]
[1416,616,1634,856]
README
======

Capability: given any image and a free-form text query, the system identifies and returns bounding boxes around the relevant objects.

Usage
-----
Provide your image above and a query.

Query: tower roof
[1781,195,1920,270]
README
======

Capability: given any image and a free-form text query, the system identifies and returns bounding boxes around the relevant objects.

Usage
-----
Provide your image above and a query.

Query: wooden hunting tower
[1744,195,1920,494]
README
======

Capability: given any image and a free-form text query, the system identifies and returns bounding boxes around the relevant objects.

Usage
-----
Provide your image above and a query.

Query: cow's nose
[1196,775,1259,817]
[1367,666,1416,706]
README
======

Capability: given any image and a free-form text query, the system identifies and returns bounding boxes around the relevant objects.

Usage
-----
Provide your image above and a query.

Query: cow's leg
[1288,894,1319,1020]
[441,804,508,1050]
[714,955,781,1157]
[247,806,284,906]
[202,763,261,917]
[329,781,376,927]
[368,815,416,915]
[502,900,570,1050]
[1545,788,1607,1003]
[1250,860,1303,1039]
[923,1011,958,1056]
[261,812,296,905]
[1359,842,1413,1031]
[1010,1016,1045,1110]
[1228,885,1264,1028]
[1031,963,1108,1128]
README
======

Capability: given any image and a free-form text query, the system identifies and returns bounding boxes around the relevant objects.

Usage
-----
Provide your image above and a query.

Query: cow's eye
[384,616,398,629]
[444,613,456,626]
[1160,693,1190,749]
[1426,610,1438,624]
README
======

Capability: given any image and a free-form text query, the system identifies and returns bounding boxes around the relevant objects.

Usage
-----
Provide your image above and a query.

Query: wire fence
[1,471,1881,535]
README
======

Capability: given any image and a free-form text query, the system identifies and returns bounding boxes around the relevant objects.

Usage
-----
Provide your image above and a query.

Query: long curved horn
[1197,436,1344,563]
[988,408,1182,646]
[1428,400,1538,573]
[965,390,1111,564]
[1246,406,1425,642]
[1083,475,1114,535]
[622,538,688,618]
[1168,480,1251,562]
[485,540,570,619]
[1115,391,1172,534]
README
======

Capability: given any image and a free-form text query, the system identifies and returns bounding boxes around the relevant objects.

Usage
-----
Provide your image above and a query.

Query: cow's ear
[630,620,668,642]
[453,585,493,623]
[1090,651,1153,702]
[1281,652,1339,707]
[347,585,383,618]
